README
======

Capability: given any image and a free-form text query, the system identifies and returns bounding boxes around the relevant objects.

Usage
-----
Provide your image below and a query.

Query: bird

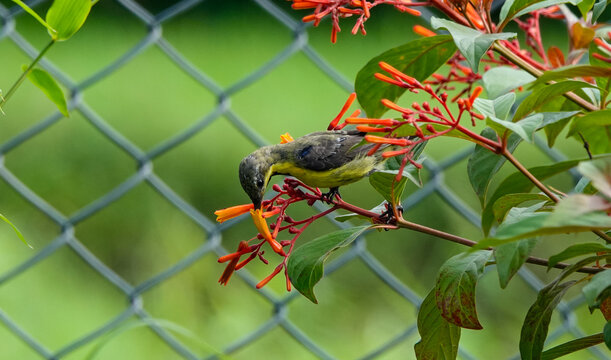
[239,130,387,209]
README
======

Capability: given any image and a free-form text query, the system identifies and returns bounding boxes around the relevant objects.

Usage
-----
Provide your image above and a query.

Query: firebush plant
[214,0,611,358]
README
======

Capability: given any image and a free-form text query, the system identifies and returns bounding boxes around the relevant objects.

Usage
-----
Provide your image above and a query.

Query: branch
[492,42,598,112]
[329,197,604,274]
[395,218,603,274]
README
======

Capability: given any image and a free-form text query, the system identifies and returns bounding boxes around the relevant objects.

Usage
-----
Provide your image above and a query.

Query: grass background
[0,0,608,359]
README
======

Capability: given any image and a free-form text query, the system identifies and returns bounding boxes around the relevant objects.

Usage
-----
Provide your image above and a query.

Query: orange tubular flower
[215,203,254,223]
[345,117,398,126]
[379,62,418,85]
[251,209,285,255]
[218,241,250,285]
[280,133,294,143]
[328,92,357,130]
[381,99,412,114]
[413,25,436,37]
[356,125,392,132]
[365,135,411,146]
[467,86,483,107]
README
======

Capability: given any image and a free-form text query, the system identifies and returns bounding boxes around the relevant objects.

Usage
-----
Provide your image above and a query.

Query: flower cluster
[330,62,498,181]
[289,0,423,43]
[215,177,361,289]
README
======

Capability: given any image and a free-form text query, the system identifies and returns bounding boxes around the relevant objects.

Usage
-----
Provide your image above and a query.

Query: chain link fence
[0,0,608,359]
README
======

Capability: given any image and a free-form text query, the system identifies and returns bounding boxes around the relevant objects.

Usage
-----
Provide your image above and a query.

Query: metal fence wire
[0,0,608,359]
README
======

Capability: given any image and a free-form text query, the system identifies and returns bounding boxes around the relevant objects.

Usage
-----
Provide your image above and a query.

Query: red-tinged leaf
[435,250,492,329]
[520,281,577,360]
[287,226,371,303]
[415,290,461,360]
[355,35,456,118]
[572,23,595,50]
[547,46,564,68]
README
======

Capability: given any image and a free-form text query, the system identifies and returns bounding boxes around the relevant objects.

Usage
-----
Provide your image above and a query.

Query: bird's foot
[379,203,403,224]
[321,187,341,203]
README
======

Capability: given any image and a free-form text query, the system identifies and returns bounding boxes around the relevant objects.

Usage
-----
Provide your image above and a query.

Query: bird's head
[239,150,273,209]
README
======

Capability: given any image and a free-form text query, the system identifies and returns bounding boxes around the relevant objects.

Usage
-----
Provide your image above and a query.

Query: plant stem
[0,39,55,111]
[492,42,598,112]
[502,148,559,201]
[329,196,603,274]
[503,149,611,243]
[395,217,602,274]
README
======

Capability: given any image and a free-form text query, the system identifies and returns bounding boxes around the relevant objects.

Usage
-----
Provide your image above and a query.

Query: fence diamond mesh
[0,0,608,359]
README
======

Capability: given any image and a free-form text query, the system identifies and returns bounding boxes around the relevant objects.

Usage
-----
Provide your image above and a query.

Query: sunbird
[239,130,387,209]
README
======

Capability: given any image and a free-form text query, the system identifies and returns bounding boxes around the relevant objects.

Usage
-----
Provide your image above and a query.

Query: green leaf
[287,226,371,303]
[604,321,611,350]
[520,280,577,360]
[492,193,550,224]
[45,0,91,41]
[513,81,598,121]
[355,35,457,118]
[548,243,611,269]
[467,128,521,206]
[495,238,538,289]
[540,333,604,360]
[369,171,409,205]
[484,195,611,245]
[430,17,516,73]
[414,290,461,360]
[592,0,607,22]
[0,213,31,248]
[482,66,534,99]
[568,110,611,137]
[532,65,611,86]
[578,158,611,198]
[487,113,543,143]
[578,0,596,18]
[500,0,580,27]
[481,156,603,236]
[567,110,611,155]
[472,93,515,121]
[583,269,611,308]
[538,111,580,129]
[22,66,69,117]
[435,250,492,329]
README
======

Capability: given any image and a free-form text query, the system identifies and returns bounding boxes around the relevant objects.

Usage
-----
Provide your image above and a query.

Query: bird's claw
[379,203,403,225]
[321,187,341,203]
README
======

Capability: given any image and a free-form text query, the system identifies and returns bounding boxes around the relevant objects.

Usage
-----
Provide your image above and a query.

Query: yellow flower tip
[250,209,285,255]
[280,133,295,144]
[214,203,254,223]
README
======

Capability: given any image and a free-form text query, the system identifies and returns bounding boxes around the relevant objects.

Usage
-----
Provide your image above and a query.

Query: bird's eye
[257,179,264,187]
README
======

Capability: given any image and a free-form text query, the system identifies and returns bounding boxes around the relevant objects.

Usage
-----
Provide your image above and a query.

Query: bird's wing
[292,131,376,171]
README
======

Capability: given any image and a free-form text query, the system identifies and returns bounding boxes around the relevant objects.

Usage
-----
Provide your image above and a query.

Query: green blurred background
[0,0,608,359]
